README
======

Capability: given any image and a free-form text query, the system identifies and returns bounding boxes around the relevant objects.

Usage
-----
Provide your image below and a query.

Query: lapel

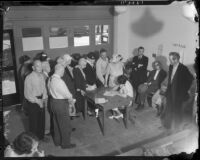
[65,67,73,79]
[171,63,181,84]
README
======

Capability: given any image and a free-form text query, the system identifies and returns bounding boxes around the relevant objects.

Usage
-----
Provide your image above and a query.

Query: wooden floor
[5,104,197,156]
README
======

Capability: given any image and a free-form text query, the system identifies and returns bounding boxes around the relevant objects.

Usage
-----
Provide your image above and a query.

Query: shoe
[114,113,123,119]
[61,144,76,149]
[109,115,114,119]
[135,104,144,111]
[41,137,50,143]
[45,132,51,136]
[87,110,95,116]
[71,128,76,132]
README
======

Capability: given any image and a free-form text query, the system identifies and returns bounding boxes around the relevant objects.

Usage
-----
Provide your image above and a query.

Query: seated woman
[105,54,124,88]
[109,75,134,119]
[4,132,45,157]
[136,61,167,111]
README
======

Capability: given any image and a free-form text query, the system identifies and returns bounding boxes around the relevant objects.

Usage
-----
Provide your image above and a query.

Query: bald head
[32,60,42,73]
[54,64,65,77]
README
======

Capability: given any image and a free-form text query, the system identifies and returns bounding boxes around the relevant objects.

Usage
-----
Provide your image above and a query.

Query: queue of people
[12,46,196,155]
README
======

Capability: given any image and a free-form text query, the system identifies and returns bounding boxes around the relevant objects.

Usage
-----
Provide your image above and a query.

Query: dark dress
[161,63,194,129]
[83,62,96,86]
[73,67,86,113]
[130,55,149,90]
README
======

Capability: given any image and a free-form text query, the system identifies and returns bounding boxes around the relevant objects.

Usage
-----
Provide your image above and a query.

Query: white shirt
[96,57,108,83]
[153,70,160,80]
[171,63,179,82]
[48,74,73,99]
[120,81,134,98]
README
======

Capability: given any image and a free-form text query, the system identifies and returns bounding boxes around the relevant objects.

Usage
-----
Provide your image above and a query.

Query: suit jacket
[62,67,76,97]
[166,63,194,105]
[131,55,148,72]
[83,62,96,85]
[147,69,167,89]
[73,67,86,92]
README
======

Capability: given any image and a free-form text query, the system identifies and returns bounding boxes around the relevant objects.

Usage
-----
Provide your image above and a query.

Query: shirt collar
[86,59,94,67]
[52,74,61,79]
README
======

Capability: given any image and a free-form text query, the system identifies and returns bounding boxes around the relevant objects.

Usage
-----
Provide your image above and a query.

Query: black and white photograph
[1,0,199,158]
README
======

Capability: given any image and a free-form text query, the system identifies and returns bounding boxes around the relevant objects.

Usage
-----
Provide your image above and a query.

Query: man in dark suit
[83,52,97,87]
[136,61,167,110]
[130,46,149,101]
[73,58,87,115]
[161,52,194,131]
[83,52,97,116]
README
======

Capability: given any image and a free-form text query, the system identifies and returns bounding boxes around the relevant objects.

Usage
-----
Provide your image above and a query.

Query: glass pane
[49,27,68,49]
[95,25,109,45]
[74,26,90,47]
[3,33,13,67]
[22,28,44,51]
[2,70,17,95]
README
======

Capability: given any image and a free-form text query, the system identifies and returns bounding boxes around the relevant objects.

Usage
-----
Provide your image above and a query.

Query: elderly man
[24,60,48,141]
[57,54,77,117]
[136,61,167,111]
[48,64,76,149]
[161,52,194,131]
[96,48,109,87]
[73,58,87,115]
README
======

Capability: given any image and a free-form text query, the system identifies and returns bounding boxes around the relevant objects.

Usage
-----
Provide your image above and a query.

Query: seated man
[136,61,167,111]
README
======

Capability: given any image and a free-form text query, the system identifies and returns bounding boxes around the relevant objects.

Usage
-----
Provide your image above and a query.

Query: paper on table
[95,98,108,104]
[103,90,118,97]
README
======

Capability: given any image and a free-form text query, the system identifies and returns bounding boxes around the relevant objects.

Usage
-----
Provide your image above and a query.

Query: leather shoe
[61,144,76,149]
[135,104,144,111]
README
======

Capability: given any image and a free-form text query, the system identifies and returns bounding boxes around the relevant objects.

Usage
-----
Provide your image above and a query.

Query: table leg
[102,108,105,136]
[125,106,128,129]
[84,97,87,120]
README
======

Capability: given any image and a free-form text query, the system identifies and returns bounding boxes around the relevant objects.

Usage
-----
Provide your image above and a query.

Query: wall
[4,6,114,70]
[113,2,198,74]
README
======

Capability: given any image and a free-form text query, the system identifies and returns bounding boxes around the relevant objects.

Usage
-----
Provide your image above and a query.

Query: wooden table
[84,87,133,136]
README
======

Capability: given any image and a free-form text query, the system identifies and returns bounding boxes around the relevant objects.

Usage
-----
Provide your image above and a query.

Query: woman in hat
[105,54,124,88]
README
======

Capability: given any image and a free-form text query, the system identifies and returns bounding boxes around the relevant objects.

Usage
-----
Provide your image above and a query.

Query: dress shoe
[41,137,50,143]
[135,104,144,111]
[71,128,76,132]
[61,143,76,149]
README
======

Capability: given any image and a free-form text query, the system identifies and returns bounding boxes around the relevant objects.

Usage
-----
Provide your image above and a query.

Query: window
[2,70,17,95]
[49,27,68,49]
[22,28,44,51]
[73,25,90,47]
[3,33,13,67]
[95,25,109,45]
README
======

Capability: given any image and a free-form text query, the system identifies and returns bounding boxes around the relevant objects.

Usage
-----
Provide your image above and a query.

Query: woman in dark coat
[73,58,87,114]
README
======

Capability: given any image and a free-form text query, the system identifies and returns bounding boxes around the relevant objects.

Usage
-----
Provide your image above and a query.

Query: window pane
[2,70,17,95]
[3,33,13,67]
[74,26,90,47]
[95,25,109,45]
[49,27,68,49]
[22,28,43,51]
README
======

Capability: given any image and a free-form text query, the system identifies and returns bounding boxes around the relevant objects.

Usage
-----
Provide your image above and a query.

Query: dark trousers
[75,92,85,113]
[50,98,72,147]
[27,101,45,140]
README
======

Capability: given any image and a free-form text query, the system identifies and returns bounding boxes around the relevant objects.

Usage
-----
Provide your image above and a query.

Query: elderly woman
[136,61,167,111]
[105,54,124,88]
[5,132,45,157]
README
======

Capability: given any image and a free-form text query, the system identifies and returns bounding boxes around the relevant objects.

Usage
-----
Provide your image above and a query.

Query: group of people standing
[18,46,195,150]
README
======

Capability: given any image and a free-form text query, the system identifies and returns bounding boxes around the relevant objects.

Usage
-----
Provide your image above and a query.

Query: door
[2,30,20,107]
